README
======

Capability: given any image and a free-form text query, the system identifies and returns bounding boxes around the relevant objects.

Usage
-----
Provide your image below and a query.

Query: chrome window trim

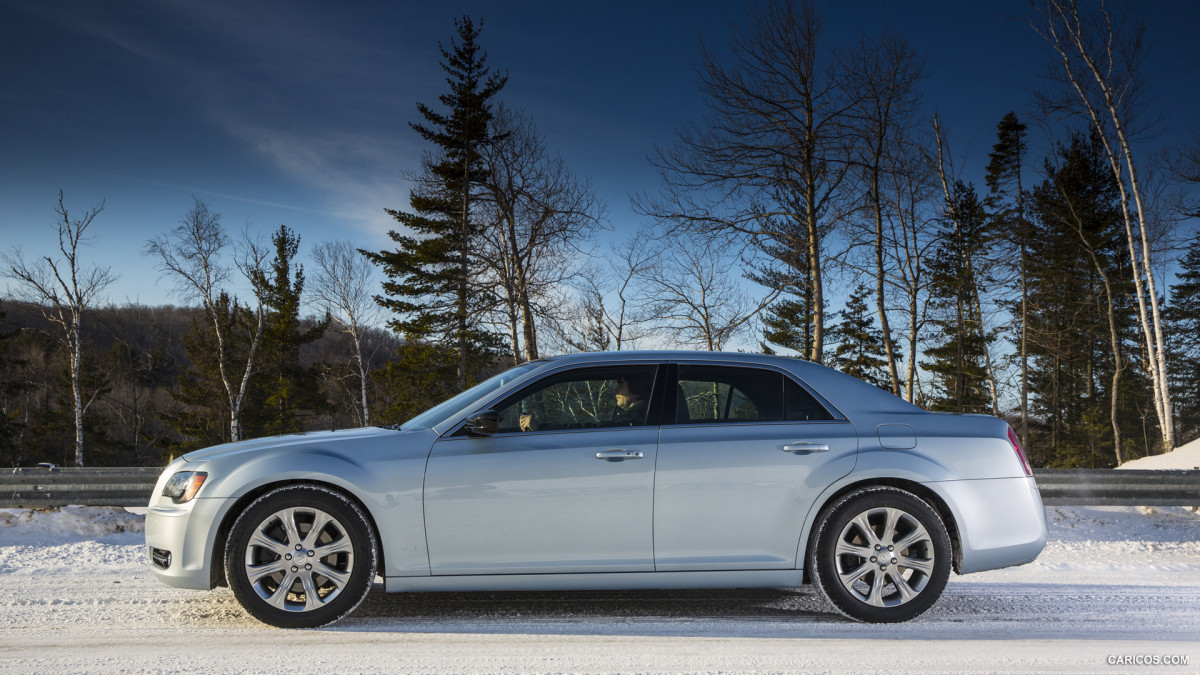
[663,419,852,431]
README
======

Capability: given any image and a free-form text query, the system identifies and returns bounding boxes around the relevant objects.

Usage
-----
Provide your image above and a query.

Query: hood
[181,426,404,464]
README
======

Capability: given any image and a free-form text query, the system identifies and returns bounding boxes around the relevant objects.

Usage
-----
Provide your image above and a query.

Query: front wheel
[808,486,951,622]
[225,485,377,628]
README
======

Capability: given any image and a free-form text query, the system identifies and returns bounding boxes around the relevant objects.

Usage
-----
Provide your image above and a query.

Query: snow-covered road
[1,505,1198,673]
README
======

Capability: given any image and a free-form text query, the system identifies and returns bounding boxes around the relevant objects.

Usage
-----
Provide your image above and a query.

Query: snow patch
[1119,436,1200,469]
[0,506,145,546]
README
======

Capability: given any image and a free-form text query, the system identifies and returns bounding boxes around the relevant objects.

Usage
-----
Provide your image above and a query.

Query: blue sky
[2,0,1198,311]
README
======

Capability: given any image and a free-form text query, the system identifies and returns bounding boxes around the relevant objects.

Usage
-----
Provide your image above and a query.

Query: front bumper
[144,497,230,590]
[929,475,1048,574]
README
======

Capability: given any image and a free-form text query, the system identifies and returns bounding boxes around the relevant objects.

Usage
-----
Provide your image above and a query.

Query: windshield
[399,361,545,431]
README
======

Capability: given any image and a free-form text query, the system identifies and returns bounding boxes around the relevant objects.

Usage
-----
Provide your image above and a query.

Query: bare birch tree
[845,33,923,396]
[1032,0,1175,450]
[638,236,777,351]
[884,136,939,402]
[311,240,380,426]
[2,191,116,466]
[478,106,604,362]
[145,199,266,443]
[635,0,855,362]
[554,230,658,354]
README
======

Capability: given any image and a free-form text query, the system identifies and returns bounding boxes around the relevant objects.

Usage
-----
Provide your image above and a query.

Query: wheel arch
[800,477,962,583]
[208,479,386,588]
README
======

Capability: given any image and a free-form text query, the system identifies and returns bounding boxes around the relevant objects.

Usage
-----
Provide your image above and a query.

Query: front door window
[493,365,659,433]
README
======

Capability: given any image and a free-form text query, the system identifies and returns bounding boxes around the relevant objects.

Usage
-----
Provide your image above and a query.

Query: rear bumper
[927,476,1047,574]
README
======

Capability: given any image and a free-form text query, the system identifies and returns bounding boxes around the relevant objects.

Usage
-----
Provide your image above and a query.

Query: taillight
[1007,427,1032,476]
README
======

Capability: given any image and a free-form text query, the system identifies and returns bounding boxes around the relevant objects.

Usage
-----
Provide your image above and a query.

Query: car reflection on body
[145,351,1047,627]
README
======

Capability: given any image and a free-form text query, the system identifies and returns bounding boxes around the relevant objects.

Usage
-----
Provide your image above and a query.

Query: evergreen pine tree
[755,236,823,361]
[1028,131,1139,467]
[830,283,891,388]
[365,16,507,394]
[1166,235,1200,442]
[923,181,992,413]
[253,225,329,435]
[985,111,1031,444]
[0,306,29,466]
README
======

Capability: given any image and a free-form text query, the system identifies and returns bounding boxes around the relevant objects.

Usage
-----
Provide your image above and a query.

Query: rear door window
[671,364,834,424]
[673,365,784,424]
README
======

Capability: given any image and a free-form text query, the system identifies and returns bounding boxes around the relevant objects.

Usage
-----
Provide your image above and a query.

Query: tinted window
[493,365,658,433]
[786,378,834,421]
[674,366,784,424]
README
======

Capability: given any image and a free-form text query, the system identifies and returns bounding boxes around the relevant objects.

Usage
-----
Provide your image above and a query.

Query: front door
[423,364,662,575]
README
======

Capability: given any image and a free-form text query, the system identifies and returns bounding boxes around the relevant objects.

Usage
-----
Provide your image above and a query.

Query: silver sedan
[145,351,1047,627]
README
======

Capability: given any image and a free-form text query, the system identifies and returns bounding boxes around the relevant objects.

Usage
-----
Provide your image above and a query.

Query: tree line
[4,1,1200,469]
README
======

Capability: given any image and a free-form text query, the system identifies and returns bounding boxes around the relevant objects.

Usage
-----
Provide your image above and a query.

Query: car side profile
[145,351,1047,627]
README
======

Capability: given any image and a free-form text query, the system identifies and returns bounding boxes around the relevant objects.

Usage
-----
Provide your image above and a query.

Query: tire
[808,486,951,623]
[225,485,377,628]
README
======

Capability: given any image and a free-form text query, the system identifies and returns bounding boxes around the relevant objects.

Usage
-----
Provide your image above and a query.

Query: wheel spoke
[299,572,322,611]
[880,508,902,545]
[835,539,873,559]
[280,508,304,548]
[866,570,887,607]
[248,530,289,556]
[247,559,287,584]
[314,562,349,588]
[314,536,353,558]
[898,554,934,576]
[894,525,931,552]
[850,512,879,546]
[266,572,296,609]
[890,570,918,602]
[303,511,333,548]
[838,561,873,588]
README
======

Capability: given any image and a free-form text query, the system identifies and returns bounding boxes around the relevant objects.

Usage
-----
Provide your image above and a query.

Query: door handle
[782,442,830,454]
[595,449,644,461]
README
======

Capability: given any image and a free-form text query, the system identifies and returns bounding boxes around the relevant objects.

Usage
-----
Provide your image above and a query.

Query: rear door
[653,363,858,571]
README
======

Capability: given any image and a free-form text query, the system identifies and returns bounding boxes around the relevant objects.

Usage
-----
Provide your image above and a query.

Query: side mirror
[465,410,500,436]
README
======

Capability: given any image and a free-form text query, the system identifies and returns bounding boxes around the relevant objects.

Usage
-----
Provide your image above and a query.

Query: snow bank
[1119,436,1200,470]
[0,506,144,546]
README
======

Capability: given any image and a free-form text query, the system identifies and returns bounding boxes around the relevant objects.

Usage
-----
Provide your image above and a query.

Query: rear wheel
[225,485,377,628]
[808,486,951,622]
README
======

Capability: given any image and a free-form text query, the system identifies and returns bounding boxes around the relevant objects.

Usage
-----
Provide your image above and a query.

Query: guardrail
[2,467,1198,509]
[1033,469,1200,506]
[1,467,160,508]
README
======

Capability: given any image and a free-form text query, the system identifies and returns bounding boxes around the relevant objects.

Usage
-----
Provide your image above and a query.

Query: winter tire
[225,485,377,628]
[808,486,951,622]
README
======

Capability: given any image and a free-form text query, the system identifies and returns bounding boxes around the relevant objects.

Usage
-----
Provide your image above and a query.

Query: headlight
[162,471,208,503]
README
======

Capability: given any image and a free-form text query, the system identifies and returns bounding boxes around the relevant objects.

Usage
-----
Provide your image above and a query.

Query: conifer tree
[0,306,29,465]
[985,112,1031,445]
[758,243,823,359]
[1028,131,1137,466]
[1166,236,1200,442]
[253,225,329,435]
[923,181,992,413]
[830,283,891,388]
[365,16,507,393]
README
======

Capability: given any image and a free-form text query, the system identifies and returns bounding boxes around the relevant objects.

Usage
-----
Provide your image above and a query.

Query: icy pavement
[0,505,1198,673]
